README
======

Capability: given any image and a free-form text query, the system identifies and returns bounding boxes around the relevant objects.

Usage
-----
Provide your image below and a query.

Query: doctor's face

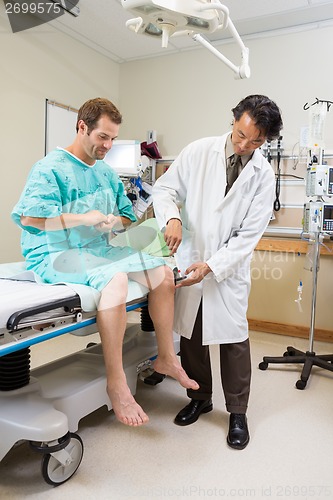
[231,112,266,156]
[78,116,119,163]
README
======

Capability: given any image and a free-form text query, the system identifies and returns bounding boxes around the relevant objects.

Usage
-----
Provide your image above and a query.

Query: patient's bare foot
[154,356,199,390]
[107,381,149,426]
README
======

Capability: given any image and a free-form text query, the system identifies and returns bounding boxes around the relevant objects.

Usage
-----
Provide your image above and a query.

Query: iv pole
[259,226,333,389]
[259,108,333,389]
[309,231,320,356]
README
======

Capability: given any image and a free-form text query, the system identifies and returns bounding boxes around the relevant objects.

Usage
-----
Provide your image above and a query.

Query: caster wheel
[296,379,307,390]
[284,350,295,357]
[259,361,268,370]
[41,433,83,486]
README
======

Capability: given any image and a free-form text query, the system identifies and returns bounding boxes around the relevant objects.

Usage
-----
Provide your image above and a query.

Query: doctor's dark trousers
[180,302,251,414]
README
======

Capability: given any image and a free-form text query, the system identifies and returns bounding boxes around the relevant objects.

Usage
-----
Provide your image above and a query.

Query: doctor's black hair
[232,94,283,141]
[76,97,122,134]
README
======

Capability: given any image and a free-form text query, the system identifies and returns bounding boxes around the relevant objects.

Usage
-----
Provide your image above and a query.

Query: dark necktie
[225,154,241,194]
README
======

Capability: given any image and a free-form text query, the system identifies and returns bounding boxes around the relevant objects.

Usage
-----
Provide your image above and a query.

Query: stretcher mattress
[0,266,151,359]
[0,261,152,329]
[0,279,78,330]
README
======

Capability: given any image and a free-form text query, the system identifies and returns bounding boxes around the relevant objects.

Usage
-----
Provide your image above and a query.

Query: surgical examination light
[121,0,250,79]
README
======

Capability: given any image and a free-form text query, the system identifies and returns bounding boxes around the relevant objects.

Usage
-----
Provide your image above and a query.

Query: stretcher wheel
[41,433,83,486]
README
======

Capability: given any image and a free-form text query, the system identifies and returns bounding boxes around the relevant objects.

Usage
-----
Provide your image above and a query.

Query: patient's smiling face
[78,116,119,165]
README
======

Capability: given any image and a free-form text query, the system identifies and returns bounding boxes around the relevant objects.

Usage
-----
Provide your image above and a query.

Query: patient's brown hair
[76,98,122,133]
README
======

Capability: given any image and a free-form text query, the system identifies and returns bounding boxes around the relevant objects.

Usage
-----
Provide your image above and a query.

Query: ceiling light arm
[193,33,250,79]
[196,2,250,79]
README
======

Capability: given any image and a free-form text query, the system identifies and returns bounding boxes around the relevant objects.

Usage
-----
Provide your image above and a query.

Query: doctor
[153,95,283,449]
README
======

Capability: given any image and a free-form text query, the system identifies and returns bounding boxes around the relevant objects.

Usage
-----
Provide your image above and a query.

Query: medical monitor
[322,204,333,233]
[104,140,144,177]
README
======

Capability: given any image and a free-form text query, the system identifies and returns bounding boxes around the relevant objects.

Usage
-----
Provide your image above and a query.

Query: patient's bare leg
[97,273,149,427]
[129,266,199,391]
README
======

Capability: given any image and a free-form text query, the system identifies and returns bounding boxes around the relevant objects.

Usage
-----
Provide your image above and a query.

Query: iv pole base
[258,346,333,389]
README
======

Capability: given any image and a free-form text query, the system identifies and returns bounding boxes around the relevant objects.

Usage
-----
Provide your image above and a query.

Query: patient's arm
[20,212,132,232]
[95,214,132,233]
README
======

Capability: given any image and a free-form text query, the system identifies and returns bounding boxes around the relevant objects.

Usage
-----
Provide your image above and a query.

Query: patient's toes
[154,358,199,390]
[107,386,149,426]
[118,406,149,427]
[173,368,199,390]
[121,409,148,427]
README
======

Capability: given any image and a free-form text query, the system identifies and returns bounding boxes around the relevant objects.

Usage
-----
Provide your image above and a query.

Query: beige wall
[249,250,332,332]
[0,16,120,263]
[118,26,333,334]
[119,26,333,157]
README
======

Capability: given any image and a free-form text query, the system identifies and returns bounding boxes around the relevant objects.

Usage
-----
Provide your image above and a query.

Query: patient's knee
[99,272,128,309]
[162,266,175,289]
[150,265,174,292]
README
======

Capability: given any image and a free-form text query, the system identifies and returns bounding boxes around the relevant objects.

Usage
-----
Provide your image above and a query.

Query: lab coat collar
[213,133,264,171]
[214,134,266,209]
[212,133,229,153]
[225,133,234,160]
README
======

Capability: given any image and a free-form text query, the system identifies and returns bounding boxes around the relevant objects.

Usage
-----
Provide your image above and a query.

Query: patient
[12,97,198,426]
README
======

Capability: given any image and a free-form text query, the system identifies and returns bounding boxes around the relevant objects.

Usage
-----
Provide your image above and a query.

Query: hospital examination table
[0,259,178,486]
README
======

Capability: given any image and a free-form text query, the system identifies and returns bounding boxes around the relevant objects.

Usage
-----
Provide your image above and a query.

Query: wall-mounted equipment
[306,164,333,197]
[303,201,323,233]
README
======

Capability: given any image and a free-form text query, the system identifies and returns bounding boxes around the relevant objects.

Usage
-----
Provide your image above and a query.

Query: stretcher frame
[0,278,178,486]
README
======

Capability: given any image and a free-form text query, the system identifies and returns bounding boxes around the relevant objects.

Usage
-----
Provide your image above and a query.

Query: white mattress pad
[0,262,150,331]
[0,279,78,330]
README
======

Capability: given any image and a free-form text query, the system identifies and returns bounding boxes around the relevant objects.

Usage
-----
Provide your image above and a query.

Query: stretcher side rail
[7,295,82,332]
[0,296,149,358]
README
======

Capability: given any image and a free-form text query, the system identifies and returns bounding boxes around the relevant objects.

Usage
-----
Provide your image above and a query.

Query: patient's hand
[84,210,108,227]
[95,214,121,233]
[95,221,112,233]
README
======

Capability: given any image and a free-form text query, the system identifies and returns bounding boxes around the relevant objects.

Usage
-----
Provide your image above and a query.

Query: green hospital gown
[12,148,165,291]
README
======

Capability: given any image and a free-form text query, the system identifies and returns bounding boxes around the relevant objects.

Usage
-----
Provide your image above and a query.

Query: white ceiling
[4,0,333,63]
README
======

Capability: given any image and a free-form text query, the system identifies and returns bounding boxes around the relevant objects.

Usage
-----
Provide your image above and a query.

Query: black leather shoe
[227,413,250,450]
[174,399,213,426]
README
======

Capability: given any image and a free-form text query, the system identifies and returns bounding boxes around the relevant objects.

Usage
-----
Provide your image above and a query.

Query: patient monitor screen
[322,204,333,233]
[104,141,141,176]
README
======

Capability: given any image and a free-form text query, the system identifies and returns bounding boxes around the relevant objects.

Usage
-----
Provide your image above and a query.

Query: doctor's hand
[175,262,212,288]
[164,218,182,255]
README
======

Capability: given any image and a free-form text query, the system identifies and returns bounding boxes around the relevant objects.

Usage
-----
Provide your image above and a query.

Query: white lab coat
[152,134,275,345]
